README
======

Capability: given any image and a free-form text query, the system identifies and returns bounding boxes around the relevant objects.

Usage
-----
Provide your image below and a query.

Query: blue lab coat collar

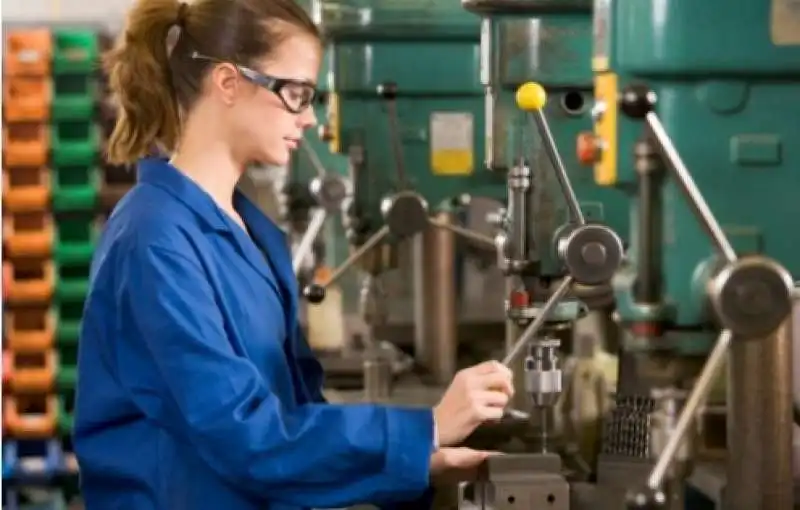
[136,157,298,312]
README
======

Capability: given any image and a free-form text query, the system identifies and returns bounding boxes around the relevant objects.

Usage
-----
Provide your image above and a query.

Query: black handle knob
[619,84,656,119]
[625,487,666,510]
[377,82,398,100]
[303,283,326,304]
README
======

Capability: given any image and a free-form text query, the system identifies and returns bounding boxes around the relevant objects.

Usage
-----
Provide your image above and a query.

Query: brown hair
[104,0,320,165]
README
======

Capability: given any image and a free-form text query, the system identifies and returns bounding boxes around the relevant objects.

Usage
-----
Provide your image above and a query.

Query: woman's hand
[433,360,514,447]
[429,447,496,484]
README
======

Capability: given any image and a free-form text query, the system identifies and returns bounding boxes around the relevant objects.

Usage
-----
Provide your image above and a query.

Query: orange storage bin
[3,167,50,212]
[3,78,51,122]
[5,259,54,304]
[4,395,58,438]
[3,123,50,167]
[5,350,56,393]
[3,212,54,258]
[3,262,11,299]
[3,350,13,387]
[4,29,52,77]
[4,309,56,353]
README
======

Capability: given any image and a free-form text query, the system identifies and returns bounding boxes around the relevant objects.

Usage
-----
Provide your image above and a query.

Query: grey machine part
[457,15,626,507]
[616,85,795,510]
[301,82,496,388]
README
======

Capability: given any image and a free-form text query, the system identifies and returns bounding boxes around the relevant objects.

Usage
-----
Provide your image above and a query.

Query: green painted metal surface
[313,0,506,239]
[472,1,629,276]
[601,0,800,331]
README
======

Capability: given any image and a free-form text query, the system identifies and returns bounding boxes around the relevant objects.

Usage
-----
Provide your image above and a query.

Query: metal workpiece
[460,453,570,510]
[556,223,623,286]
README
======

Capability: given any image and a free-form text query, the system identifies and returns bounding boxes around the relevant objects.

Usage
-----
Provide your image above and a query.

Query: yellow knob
[515,82,547,112]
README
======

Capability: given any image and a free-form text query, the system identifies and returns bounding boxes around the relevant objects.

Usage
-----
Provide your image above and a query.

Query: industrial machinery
[298,0,507,391]
[459,0,628,474]
[585,1,799,508]
[457,2,800,510]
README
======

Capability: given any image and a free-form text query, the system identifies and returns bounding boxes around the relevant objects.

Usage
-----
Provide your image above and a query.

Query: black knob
[625,487,666,510]
[377,82,398,100]
[619,84,656,119]
[303,283,326,304]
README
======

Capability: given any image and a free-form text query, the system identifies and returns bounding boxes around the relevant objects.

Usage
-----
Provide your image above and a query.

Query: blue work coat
[74,158,435,510]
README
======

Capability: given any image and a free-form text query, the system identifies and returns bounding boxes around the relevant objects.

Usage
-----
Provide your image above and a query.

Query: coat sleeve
[116,243,434,508]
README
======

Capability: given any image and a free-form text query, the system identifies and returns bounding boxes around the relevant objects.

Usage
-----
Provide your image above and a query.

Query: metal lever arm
[429,216,495,248]
[647,329,732,489]
[302,225,390,303]
[516,82,585,225]
[292,208,327,274]
[501,275,574,366]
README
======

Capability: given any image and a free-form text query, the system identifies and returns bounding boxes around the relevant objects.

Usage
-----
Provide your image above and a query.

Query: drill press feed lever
[501,83,624,368]
[617,85,795,505]
[290,141,353,274]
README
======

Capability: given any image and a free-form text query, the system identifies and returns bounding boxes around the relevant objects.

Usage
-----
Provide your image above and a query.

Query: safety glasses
[190,51,317,114]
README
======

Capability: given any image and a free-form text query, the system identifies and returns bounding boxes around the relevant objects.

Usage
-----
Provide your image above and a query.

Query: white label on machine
[772,0,800,45]
[430,112,474,175]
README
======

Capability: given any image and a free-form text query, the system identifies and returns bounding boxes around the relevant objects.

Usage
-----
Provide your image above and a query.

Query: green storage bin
[52,121,99,167]
[57,301,83,347]
[52,74,96,121]
[55,215,99,265]
[56,262,91,302]
[52,165,100,212]
[58,391,75,435]
[53,30,99,75]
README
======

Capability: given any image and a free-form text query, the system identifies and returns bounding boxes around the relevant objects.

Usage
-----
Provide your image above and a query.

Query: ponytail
[104,0,185,165]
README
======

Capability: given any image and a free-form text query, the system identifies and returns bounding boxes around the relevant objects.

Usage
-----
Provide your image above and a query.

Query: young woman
[73,0,516,509]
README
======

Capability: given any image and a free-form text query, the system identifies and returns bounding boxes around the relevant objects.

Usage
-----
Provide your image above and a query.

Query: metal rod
[726,318,793,510]
[634,138,664,303]
[502,276,574,366]
[385,100,408,187]
[531,110,585,225]
[321,225,390,288]
[644,113,737,263]
[292,208,327,273]
[429,217,495,247]
[647,329,733,489]
[301,137,327,177]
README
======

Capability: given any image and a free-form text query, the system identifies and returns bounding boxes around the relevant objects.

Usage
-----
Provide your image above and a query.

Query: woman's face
[228,33,322,167]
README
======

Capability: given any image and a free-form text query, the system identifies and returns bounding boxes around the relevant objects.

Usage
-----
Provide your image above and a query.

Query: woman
[73,0,515,509]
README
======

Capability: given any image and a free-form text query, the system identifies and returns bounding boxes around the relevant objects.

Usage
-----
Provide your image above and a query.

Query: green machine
[299,0,505,385]
[576,1,800,509]
[457,0,631,475]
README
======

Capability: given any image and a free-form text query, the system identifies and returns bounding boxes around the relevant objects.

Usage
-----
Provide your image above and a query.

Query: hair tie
[176,2,190,27]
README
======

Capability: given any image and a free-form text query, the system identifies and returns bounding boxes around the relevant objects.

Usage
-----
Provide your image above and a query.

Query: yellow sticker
[430,112,474,175]
[772,0,800,45]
